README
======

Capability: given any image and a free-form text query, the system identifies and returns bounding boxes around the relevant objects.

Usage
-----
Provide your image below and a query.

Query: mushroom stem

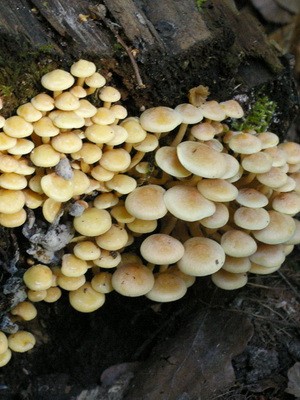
[126,151,145,171]
[187,221,203,238]
[76,77,85,87]
[170,123,188,147]
[103,101,112,109]
[159,264,169,273]
[53,90,63,98]
[160,214,178,236]
[85,87,97,95]
[148,171,171,185]
[235,172,256,188]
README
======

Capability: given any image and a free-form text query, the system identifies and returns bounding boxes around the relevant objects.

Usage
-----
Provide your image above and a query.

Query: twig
[277,270,300,301]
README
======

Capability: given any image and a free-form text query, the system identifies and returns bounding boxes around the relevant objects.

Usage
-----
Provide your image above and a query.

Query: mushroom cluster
[0,59,299,366]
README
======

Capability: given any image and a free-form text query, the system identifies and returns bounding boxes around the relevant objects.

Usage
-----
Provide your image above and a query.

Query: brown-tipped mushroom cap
[253,210,296,244]
[111,262,154,297]
[211,269,248,290]
[155,146,191,178]
[241,152,273,173]
[140,234,184,265]
[145,272,187,302]
[200,203,229,229]
[221,230,257,257]
[220,99,244,118]
[279,141,300,164]
[95,224,128,251]
[200,100,226,121]
[140,106,183,133]
[272,192,300,215]
[125,185,167,220]
[164,185,216,222]
[228,133,262,154]
[236,188,269,208]
[233,207,270,230]
[174,103,203,124]
[176,141,227,178]
[256,167,288,189]
[249,243,285,268]
[177,237,225,276]
[197,179,238,202]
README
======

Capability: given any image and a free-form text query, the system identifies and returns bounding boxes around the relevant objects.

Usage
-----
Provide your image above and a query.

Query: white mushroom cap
[190,122,216,141]
[200,100,226,121]
[140,106,183,133]
[249,263,281,275]
[256,167,288,189]
[220,100,244,119]
[241,152,273,173]
[236,188,269,208]
[164,185,216,222]
[272,192,300,215]
[233,207,270,230]
[177,237,225,276]
[228,133,262,154]
[222,256,251,273]
[200,203,229,229]
[69,283,105,312]
[41,69,75,91]
[257,131,279,148]
[140,234,184,265]
[70,59,96,78]
[174,103,203,124]
[145,272,187,302]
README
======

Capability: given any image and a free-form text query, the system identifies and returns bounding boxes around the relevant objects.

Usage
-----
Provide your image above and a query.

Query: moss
[195,0,207,12]
[231,95,277,133]
[0,44,59,116]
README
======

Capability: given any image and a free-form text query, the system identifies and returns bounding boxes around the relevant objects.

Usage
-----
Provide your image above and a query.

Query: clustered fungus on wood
[0,59,299,367]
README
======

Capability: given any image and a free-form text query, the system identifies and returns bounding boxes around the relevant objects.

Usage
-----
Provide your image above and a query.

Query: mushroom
[145,272,187,302]
[69,282,105,312]
[211,269,248,290]
[23,264,53,291]
[8,331,36,353]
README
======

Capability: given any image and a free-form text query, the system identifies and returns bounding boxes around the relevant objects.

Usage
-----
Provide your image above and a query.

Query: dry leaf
[286,362,300,398]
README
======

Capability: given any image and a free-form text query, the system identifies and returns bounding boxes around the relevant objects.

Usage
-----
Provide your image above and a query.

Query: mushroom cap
[111,262,154,297]
[257,131,279,148]
[105,174,137,195]
[85,124,115,144]
[285,219,300,245]
[8,331,36,353]
[70,59,96,78]
[71,170,91,196]
[241,152,273,173]
[221,153,242,180]
[120,117,147,144]
[33,116,60,137]
[11,301,37,321]
[272,192,300,215]
[41,173,74,202]
[221,230,257,257]
[236,188,269,208]
[85,72,106,88]
[93,192,119,209]
[74,99,97,118]
[61,254,88,277]
[0,208,27,228]
[0,189,25,214]
[249,263,281,275]
[91,107,115,125]
[127,218,158,234]
[0,132,17,151]
[200,203,229,229]
[0,173,27,190]
[133,133,159,152]
[99,86,121,103]
[140,234,185,265]
[0,349,11,367]
[7,138,35,155]
[54,92,80,111]
[57,273,86,291]
[72,142,102,164]
[174,103,203,124]
[155,146,191,178]
[107,125,128,146]
[0,331,8,354]
[93,250,121,269]
[145,272,187,302]
[44,287,62,303]
[31,93,55,111]
[263,147,287,167]
[233,207,270,230]
[69,283,105,312]
[176,141,227,178]
[73,207,112,236]
[3,116,33,138]
[164,185,216,222]
[100,148,131,172]
[222,256,251,273]
[168,266,196,288]
[177,237,225,276]
[197,179,238,202]
[250,243,285,268]
[220,99,244,119]
[17,102,43,122]
[125,185,167,220]
[30,144,61,168]
[228,133,262,154]
[211,269,248,290]
[53,111,85,129]
[190,121,216,141]
[253,210,296,244]
[42,198,62,223]
[256,167,288,189]
[51,131,83,153]
[91,272,113,294]
[23,264,53,291]
[110,104,128,120]
[140,106,183,133]
[41,69,75,91]
[199,100,226,121]
[279,141,300,164]
[95,224,128,251]
[74,241,101,261]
